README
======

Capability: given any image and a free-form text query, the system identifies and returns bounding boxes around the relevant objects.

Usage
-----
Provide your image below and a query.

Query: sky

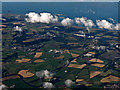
[1,0,120,2]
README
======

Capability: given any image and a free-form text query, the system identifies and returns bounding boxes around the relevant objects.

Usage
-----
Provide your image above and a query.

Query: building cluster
[49,49,63,54]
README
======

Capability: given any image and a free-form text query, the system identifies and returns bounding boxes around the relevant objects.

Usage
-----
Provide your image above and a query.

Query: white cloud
[114,23,120,30]
[39,13,58,23]
[75,17,95,27]
[43,82,55,88]
[61,18,73,26]
[25,12,58,24]
[96,19,120,30]
[96,20,114,30]
[36,70,53,79]
[25,12,41,23]
[65,79,75,87]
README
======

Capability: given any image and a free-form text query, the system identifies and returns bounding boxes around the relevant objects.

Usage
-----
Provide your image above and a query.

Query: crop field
[68,64,87,69]
[18,70,34,78]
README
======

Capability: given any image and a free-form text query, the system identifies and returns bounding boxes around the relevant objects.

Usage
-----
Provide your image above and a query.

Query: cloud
[75,17,95,27]
[25,12,119,30]
[96,19,114,30]
[39,13,58,23]
[96,19,120,30]
[36,70,53,79]
[114,23,120,30]
[61,18,73,26]
[25,12,41,23]
[43,82,55,88]
[25,12,58,24]
[65,79,75,87]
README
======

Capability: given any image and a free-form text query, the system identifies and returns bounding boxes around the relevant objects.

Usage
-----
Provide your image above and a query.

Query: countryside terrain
[1,13,120,89]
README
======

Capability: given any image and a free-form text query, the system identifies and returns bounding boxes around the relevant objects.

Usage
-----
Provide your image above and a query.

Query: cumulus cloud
[96,19,120,30]
[61,18,73,26]
[25,12,119,30]
[36,70,53,79]
[40,13,58,23]
[75,17,95,27]
[96,20,115,30]
[43,82,55,88]
[13,26,22,31]
[25,12,58,24]
[114,23,120,30]
[65,79,75,87]
[25,12,41,23]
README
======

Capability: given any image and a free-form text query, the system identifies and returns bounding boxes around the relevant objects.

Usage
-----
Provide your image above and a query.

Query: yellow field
[88,52,96,55]
[76,79,84,82]
[18,70,34,78]
[13,22,21,24]
[55,55,64,59]
[91,64,105,67]
[67,43,79,45]
[85,84,93,87]
[68,64,86,69]
[71,53,80,57]
[13,22,25,25]
[2,75,20,81]
[23,38,35,43]
[0,25,6,27]
[39,26,50,29]
[16,58,31,63]
[34,59,45,63]
[103,36,113,38]
[89,58,104,63]
[34,52,43,58]
[100,75,120,83]
[71,58,77,63]
[64,50,71,54]
[90,71,101,78]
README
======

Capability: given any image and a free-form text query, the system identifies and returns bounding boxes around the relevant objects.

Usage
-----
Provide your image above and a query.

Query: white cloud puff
[75,17,95,27]
[65,79,75,87]
[43,82,55,88]
[25,12,58,24]
[96,20,114,30]
[61,18,73,26]
[114,23,120,30]
[36,70,53,79]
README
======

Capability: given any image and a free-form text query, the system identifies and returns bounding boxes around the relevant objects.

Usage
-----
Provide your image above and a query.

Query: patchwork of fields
[2,13,120,89]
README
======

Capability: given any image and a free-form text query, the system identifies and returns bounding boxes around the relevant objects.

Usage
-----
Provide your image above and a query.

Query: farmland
[1,13,120,89]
